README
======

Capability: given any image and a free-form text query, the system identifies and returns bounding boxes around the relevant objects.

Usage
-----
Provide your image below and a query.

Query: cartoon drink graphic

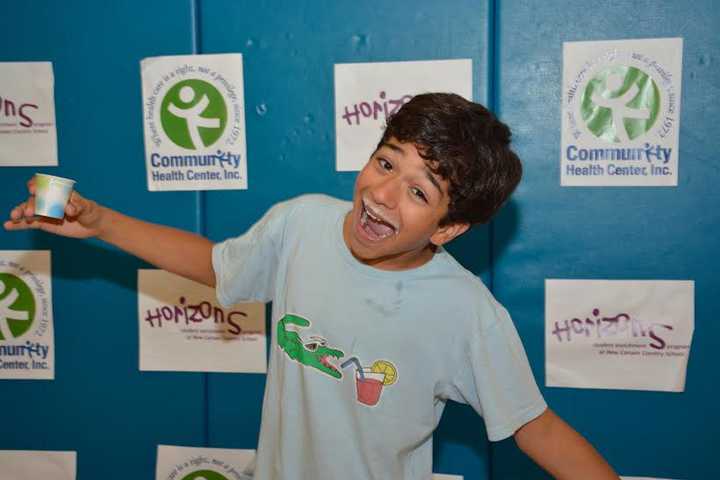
[342,358,398,406]
[356,369,385,406]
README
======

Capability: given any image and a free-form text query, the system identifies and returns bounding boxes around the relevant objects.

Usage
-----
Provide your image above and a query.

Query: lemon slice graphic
[371,360,397,386]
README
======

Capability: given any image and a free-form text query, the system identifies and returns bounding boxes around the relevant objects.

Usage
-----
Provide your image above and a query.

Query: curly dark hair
[378,93,522,226]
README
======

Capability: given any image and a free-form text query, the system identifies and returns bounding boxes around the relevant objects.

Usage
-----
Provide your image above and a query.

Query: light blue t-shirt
[212,195,546,480]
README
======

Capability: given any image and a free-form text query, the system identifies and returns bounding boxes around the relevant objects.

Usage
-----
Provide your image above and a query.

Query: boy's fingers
[67,192,84,216]
[4,219,40,231]
[3,219,23,230]
[65,201,79,216]
[24,197,36,217]
[9,204,20,220]
[69,191,82,206]
[3,213,39,230]
[10,202,27,220]
[27,178,36,195]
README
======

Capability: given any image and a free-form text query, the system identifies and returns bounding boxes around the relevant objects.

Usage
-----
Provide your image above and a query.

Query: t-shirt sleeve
[444,302,547,442]
[212,200,295,307]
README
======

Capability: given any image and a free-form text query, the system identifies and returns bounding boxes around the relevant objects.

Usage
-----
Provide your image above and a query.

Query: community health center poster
[0,251,55,380]
[141,54,248,191]
[156,445,255,480]
[561,38,683,186]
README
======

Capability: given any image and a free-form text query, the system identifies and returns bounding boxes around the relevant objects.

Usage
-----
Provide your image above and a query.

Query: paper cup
[34,173,76,219]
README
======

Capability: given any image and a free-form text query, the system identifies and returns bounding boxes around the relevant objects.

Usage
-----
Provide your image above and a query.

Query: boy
[5,93,618,480]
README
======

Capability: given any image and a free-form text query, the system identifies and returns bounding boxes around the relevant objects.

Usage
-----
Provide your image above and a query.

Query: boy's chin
[348,237,386,259]
[347,234,402,264]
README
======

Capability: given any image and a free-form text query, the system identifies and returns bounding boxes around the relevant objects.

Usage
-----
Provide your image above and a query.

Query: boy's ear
[430,222,470,246]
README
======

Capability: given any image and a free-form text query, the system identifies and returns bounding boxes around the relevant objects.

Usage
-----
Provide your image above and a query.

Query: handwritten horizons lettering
[143,296,259,336]
[341,91,413,126]
[550,308,673,349]
[0,95,38,128]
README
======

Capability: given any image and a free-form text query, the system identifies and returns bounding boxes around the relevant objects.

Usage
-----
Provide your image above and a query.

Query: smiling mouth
[359,200,398,241]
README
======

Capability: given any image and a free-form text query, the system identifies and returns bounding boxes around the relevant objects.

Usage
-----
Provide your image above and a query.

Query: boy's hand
[4,177,104,239]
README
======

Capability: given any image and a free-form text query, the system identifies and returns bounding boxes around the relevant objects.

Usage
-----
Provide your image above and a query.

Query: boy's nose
[369,177,399,209]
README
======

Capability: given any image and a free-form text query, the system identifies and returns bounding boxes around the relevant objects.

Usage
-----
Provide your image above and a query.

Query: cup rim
[35,173,76,186]
[356,370,385,381]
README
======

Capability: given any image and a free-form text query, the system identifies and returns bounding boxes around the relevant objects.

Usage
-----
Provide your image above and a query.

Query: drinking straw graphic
[341,357,364,380]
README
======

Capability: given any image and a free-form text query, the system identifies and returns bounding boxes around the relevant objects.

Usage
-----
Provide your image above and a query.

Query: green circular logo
[180,470,230,480]
[581,65,660,143]
[160,79,227,150]
[0,273,35,340]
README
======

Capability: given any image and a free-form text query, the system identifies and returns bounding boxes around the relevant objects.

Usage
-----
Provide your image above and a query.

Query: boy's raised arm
[514,408,620,480]
[4,178,216,287]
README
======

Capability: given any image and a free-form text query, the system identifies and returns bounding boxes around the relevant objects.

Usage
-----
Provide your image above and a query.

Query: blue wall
[1,1,717,479]
[491,2,719,479]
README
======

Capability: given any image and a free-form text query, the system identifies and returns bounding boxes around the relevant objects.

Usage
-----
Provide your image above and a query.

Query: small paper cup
[34,173,76,219]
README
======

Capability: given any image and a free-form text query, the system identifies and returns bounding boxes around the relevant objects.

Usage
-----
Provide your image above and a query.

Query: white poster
[334,59,472,171]
[0,62,58,166]
[0,251,54,380]
[138,270,266,373]
[561,38,683,186]
[156,445,255,480]
[0,450,76,479]
[546,280,693,391]
[433,475,464,479]
[141,54,247,191]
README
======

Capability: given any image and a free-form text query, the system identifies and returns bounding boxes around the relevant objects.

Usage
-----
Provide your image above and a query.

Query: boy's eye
[411,187,428,203]
[377,158,392,170]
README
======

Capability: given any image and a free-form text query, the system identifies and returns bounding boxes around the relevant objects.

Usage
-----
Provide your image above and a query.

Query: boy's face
[343,137,469,270]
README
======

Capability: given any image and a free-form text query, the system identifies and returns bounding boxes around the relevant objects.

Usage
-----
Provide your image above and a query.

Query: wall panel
[492,1,719,478]
[0,2,205,479]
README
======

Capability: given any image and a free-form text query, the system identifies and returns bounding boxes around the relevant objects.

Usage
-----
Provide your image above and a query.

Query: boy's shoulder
[434,252,512,331]
[289,193,349,210]
[436,249,491,295]
[276,193,349,222]
[258,194,348,239]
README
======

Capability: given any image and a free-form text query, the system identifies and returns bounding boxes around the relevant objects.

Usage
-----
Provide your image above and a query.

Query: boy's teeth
[365,205,395,231]
[361,204,396,239]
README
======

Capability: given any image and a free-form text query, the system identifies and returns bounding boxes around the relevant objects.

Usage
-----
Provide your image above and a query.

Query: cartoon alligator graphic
[278,314,344,379]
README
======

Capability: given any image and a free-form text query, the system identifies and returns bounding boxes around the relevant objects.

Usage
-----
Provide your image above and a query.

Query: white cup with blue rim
[34,173,76,219]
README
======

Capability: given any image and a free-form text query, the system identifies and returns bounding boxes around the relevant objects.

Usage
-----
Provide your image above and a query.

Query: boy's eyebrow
[423,169,444,198]
[382,142,405,156]
[380,141,445,198]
